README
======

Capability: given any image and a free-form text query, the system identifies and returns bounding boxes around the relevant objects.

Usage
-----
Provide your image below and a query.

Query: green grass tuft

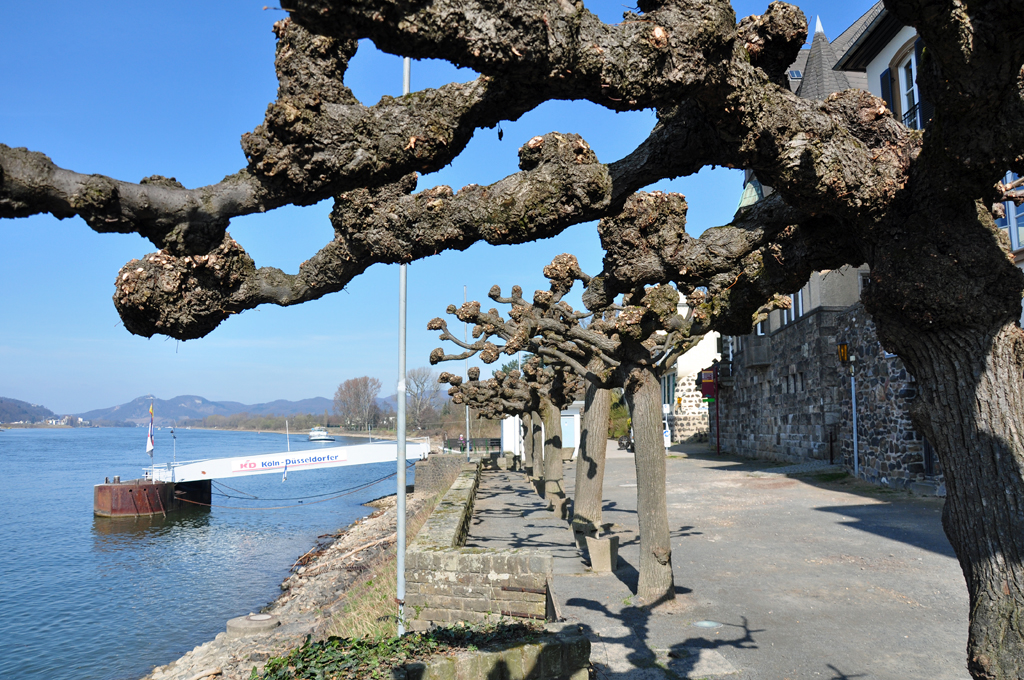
[251,621,542,680]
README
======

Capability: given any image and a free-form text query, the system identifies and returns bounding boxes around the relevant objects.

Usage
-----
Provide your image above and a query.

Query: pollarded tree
[428,253,756,603]
[433,347,580,510]
[4,2,1024,674]
[438,365,539,471]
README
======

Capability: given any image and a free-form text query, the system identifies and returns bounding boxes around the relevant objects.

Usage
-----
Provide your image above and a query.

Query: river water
[0,427,408,680]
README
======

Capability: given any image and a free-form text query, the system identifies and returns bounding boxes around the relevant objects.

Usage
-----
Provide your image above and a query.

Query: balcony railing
[902,102,921,130]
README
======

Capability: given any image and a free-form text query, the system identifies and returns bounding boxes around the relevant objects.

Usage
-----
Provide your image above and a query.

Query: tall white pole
[851,365,859,478]
[396,55,411,637]
[464,285,470,455]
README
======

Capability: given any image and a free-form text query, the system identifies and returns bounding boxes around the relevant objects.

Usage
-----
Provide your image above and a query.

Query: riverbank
[180,426,407,441]
[141,493,432,680]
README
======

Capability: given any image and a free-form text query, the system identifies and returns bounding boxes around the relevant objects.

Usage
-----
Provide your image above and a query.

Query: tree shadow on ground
[600,500,637,516]
[604,555,693,598]
[825,663,869,680]
[566,594,872,679]
[612,525,701,550]
[566,594,761,679]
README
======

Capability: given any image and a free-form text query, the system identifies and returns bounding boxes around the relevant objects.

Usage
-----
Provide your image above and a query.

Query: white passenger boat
[308,426,335,442]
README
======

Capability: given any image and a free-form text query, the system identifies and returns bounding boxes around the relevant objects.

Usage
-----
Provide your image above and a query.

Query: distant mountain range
[75,394,337,425]
[1,392,412,426]
[0,397,56,423]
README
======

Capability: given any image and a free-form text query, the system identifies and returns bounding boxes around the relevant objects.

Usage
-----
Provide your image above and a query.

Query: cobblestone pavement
[470,442,970,680]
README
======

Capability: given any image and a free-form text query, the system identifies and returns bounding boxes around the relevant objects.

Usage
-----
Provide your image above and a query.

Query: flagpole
[146,399,155,480]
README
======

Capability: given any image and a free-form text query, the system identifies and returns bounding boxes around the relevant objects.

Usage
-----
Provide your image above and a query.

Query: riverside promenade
[463,442,970,680]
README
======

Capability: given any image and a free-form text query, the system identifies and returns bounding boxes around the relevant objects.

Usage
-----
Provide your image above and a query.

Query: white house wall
[865,26,918,98]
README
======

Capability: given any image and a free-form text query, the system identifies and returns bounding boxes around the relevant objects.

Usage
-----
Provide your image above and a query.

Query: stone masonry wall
[834,305,944,490]
[414,453,466,498]
[403,624,590,680]
[406,464,553,631]
[672,371,710,442]
[714,304,944,493]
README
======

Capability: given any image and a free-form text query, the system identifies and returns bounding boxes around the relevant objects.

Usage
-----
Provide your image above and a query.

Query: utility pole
[464,285,470,455]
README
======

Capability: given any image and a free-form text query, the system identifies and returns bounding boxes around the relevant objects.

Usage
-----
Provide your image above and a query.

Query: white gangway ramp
[148,440,430,483]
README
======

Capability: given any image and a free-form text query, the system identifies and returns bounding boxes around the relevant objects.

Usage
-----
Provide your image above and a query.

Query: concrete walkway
[464,441,970,680]
[463,467,585,575]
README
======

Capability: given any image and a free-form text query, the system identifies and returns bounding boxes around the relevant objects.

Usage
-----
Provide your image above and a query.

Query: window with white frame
[755,321,766,336]
[898,52,920,129]
[782,289,804,325]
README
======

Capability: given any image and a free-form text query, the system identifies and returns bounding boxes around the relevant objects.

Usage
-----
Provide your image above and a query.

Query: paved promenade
[463,441,969,680]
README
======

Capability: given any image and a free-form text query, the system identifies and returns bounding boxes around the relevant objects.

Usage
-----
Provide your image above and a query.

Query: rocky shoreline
[141,493,428,680]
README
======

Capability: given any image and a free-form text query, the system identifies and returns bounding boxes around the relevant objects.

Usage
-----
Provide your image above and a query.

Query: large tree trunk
[864,194,1024,679]
[539,395,571,509]
[573,382,610,532]
[530,409,544,486]
[521,412,535,475]
[518,413,531,473]
[623,364,675,605]
[879,323,1024,679]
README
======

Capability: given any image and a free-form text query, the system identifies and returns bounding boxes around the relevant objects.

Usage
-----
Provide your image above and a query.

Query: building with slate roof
[710,4,948,496]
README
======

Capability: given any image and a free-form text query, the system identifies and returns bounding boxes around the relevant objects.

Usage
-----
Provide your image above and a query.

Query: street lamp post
[396,56,411,637]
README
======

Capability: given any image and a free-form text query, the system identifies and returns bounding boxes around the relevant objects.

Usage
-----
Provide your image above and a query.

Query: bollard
[586,535,619,572]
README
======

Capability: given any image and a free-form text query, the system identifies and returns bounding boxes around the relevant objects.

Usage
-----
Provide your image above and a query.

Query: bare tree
[429,253,721,603]
[436,357,580,513]
[5,2,1024,674]
[406,367,441,431]
[333,376,382,431]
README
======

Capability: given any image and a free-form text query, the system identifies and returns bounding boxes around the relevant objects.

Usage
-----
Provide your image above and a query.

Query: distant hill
[0,397,56,423]
[243,397,334,417]
[77,395,334,425]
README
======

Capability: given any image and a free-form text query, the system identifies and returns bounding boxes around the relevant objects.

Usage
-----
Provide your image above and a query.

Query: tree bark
[623,363,675,605]
[858,187,1024,680]
[539,395,570,504]
[875,323,1024,679]
[573,382,610,532]
[521,412,534,475]
[518,413,531,473]
[530,409,544,487]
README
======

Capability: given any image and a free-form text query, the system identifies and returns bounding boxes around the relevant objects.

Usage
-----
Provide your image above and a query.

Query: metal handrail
[902,102,921,130]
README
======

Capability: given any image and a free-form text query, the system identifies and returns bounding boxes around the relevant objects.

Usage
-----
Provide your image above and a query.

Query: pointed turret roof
[796,17,850,100]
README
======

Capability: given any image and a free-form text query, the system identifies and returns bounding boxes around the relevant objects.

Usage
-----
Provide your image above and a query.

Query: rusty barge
[93,476,212,517]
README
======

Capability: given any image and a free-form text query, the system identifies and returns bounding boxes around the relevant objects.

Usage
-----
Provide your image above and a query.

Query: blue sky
[0,1,876,414]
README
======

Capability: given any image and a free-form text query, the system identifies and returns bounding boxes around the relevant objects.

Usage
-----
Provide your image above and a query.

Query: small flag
[146,402,155,457]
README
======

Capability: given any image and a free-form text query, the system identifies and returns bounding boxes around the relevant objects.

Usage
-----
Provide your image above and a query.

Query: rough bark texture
[6,1,1024,673]
[623,362,675,605]
[539,395,570,505]
[521,412,534,474]
[873,322,1024,680]
[530,409,544,483]
[574,379,611,531]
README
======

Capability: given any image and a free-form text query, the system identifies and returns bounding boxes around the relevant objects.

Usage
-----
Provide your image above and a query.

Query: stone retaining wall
[401,624,589,680]
[406,465,554,631]
[414,453,466,498]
